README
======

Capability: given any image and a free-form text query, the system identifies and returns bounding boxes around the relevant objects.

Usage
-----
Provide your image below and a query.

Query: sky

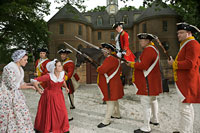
[44,0,144,21]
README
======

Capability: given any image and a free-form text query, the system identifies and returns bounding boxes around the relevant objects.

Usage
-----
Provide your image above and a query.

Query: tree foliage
[87,6,106,12]
[120,5,137,11]
[0,0,51,63]
[119,5,146,11]
[143,0,200,39]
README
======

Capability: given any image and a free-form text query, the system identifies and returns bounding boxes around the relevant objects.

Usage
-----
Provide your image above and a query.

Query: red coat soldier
[112,22,136,62]
[128,33,162,133]
[58,49,80,110]
[34,48,50,88]
[97,43,124,128]
[168,22,200,133]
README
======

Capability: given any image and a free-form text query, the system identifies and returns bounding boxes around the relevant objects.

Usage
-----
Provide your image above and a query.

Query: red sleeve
[42,60,50,74]
[122,32,129,51]
[98,57,113,74]
[35,59,39,69]
[135,47,157,70]
[34,74,50,82]
[63,62,75,79]
[177,41,200,69]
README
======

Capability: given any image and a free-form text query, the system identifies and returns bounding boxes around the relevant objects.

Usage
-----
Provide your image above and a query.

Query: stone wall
[76,63,86,83]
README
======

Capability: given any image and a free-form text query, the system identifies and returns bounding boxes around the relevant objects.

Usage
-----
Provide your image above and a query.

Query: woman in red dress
[32,59,70,133]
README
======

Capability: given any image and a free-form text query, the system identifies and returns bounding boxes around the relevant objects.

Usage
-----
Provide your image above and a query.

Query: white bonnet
[46,59,57,73]
[11,49,27,62]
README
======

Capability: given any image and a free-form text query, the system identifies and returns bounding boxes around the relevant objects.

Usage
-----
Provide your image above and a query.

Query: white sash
[37,58,48,73]
[62,59,80,90]
[179,39,195,52]
[143,45,159,77]
[104,58,120,83]
[63,59,73,66]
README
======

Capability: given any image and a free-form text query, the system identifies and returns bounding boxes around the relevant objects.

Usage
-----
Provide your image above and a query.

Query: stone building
[47,0,179,83]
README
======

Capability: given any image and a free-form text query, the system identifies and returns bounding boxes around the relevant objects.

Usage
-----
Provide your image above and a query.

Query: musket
[75,36,99,49]
[154,36,170,59]
[63,42,100,66]
[75,36,129,63]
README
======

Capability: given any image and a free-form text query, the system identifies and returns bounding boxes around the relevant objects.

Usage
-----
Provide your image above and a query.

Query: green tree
[87,6,106,12]
[120,6,137,11]
[143,0,200,39]
[0,0,51,63]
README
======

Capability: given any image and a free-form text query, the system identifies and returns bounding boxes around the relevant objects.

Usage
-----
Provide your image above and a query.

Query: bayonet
[75,36,128,63]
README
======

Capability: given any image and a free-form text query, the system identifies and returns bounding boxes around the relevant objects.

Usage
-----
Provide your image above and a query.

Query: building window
[97,16,103,26]
[98,32,102,40]
[110,32,115,40]
[78,25,82,36]
[163,21,168,32]
[142,23,147,33]
[59,24,64,34]
[123,15,128,24]
[110,16,115,25]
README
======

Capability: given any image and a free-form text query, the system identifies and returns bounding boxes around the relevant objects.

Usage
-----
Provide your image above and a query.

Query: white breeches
[140,95,159,132]
[179,102,194,133]
[102,101,121,124]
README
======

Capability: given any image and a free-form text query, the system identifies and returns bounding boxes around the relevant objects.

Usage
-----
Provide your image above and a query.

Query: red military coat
[131,43,162,96]
[119,30,135,62]
[35,58,50,76]
[35,58,50,88]
[97,54,124,101]
[63,58,76,94]
[173,36,200,103]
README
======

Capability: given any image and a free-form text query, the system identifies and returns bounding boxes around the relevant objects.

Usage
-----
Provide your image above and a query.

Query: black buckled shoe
[97,122,111,128]
[173,131,180,133]
[150,121,159,126]
[68,117,74,121]
[111,116,122,119]
[134,129,151,133]
[70,106,75,109]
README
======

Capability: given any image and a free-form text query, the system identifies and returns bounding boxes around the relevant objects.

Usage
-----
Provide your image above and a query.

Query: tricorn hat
[177,22,200,33]
[137,33,157,41]
[57,48,73,54]
[112,22,124,29]
[38,48,48,53]
[101,43,115,51]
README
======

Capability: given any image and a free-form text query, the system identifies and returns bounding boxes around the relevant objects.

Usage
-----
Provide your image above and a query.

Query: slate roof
[135,3,178,23]
[48,3,89,25]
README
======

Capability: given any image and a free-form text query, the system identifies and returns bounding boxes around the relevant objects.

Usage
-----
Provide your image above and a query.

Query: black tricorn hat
[38,48,48,53]
[112,22,124,29]
[177,22,200,33]
[57,48,73,54]
[101,43,115,51]
[137,33,157,41]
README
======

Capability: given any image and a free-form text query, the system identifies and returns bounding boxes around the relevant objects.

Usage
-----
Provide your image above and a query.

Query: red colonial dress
[33,71,69,133]
[35,58,50,88]
[173,36,200,103]
[130,42,162,96]
[116,30,136,62]
[97,54,124,101]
